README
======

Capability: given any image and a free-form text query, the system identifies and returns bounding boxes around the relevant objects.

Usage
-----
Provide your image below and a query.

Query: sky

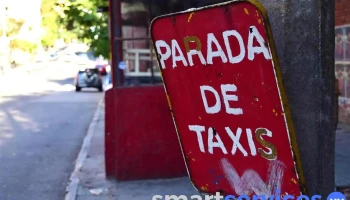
[2,0,42,21]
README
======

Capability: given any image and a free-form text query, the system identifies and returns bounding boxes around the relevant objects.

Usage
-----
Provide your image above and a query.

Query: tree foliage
[0,18,38,53]
[9,39,37,53]
[56,0,110,58]
[41,0,63,47]
[4,18,25,37]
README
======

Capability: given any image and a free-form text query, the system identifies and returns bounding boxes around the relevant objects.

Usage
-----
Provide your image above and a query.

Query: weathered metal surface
[151,0,305,197]
[257,0,335,197]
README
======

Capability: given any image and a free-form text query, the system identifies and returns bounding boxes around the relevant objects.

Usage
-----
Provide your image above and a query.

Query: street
[0,61,103,200]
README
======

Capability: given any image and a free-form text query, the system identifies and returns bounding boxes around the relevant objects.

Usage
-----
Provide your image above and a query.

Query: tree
[41,0,62,47]
[56,0,110,58]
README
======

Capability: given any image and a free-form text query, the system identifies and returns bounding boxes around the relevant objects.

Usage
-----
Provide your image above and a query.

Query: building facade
[335,0,350,124]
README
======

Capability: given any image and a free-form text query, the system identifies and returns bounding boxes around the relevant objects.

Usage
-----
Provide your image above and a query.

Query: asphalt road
[0,61,103,200]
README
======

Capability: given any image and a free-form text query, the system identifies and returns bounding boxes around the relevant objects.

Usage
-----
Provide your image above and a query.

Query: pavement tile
[73,103,350,200]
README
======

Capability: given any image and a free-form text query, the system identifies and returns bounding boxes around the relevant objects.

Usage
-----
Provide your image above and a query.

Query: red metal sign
[151,0,305,197]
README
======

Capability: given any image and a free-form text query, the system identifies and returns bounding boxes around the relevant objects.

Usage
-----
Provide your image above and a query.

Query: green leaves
[41,0,61,47]
[56,0,110,58]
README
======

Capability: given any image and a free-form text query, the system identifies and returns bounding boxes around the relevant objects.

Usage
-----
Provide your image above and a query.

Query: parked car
[75,68,103,92]
[49,52,58,61]
[63,51,95,65]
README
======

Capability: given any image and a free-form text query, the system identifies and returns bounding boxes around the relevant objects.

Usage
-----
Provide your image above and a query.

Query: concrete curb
[64,98,104,200]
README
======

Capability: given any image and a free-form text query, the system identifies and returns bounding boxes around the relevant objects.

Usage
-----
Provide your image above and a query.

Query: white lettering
[220,84,243,115]
[205,195,214,200]
[208,127,228,154]
[172,39,188,68]
[188,125,206,153]
[223,30,245,64]
[214,192,224,200]
[187,48,206,66]
[155,40,171,69]
[166,195,187,200]
[200,85,221,114]
[207,33,228,64]
[246,128,257,156]
[152,195,163,200]
[247,26,271,61]
[225,127,248,156]
[191,195,203,200]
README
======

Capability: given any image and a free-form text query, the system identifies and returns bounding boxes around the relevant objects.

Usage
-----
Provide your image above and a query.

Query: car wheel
[76,86,81,92]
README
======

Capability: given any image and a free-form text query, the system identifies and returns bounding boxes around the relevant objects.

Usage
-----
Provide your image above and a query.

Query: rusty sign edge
[150,0,307,195]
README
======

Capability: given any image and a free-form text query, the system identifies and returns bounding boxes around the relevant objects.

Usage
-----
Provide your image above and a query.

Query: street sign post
[151,0,306,197]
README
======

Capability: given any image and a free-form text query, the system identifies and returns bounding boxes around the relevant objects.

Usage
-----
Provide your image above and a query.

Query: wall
[105,85,187,181]
[335,0,350,26]
[335,0,350,124]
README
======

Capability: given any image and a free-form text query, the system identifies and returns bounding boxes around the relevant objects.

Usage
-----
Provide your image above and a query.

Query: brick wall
[336,0,350,26]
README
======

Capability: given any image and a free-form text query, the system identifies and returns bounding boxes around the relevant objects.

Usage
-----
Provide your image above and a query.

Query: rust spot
[166,94,172,110]
[198,116,202,120]
[200,185,209,192]
[218,73,223,77]
[188,12,195,23]
[183,36,201,52]
[258,19,262,24]
[192,158,196,161]
[291,178,297,184]
[171,16,176,24]
[254,96,259,101]
[244,8,249,15]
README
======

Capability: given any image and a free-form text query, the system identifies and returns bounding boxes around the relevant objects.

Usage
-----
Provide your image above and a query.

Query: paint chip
[258,19,262,24]
[192,158,196,161]
[200,186,209,191]
[244,8,249,15]
[273,109,276,113]
[188,12,195,22]
[198,116,202,120]
[291,178,297,184]
[166,94,172,110]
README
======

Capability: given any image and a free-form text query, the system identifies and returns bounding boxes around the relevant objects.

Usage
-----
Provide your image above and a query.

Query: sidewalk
[64,100,202,200]
[65,100,350,200]
[335,124,350,188]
